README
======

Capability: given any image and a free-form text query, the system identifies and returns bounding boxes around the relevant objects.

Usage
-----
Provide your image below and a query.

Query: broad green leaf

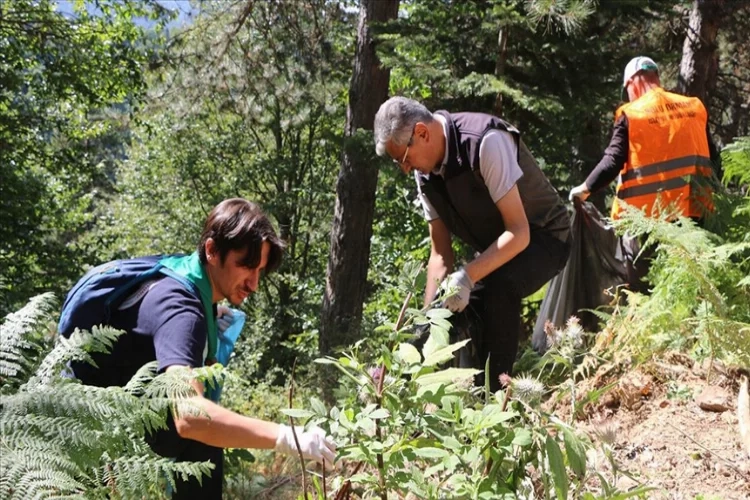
[281,408,314,419]
[562,427,587,479]
[546,435,568,500]
[397,343,422,365]
[441,436,462,451]
[426,308,452,319]
[369,408,390,419]
[368,440,385,453]
[430,318,453,331]
[422,327,450,358]
[423,339,470,366]
[357,417,375,434]
[415,368,481,387]
[310,397,327,417]
[479,409,516,427]
[512,428,533,447]
[413,447,449,459]
[425,462,445,477]
[416,382,447,398]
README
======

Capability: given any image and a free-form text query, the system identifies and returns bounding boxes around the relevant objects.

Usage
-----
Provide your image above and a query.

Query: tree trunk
[492,26,509,116]
[319,0,399,396]
[678,0,725,102]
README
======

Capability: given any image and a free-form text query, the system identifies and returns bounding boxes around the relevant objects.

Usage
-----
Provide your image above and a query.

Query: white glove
[217,306,233,333]
[439,268,474,313]
[569,183,590,202]
[275,424,337,467]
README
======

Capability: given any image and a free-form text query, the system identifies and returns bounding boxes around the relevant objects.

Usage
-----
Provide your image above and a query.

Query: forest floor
[572,352,750,499]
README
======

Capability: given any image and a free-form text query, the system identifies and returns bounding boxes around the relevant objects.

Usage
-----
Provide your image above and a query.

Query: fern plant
[0,293,216,499]
[610,200,750,366]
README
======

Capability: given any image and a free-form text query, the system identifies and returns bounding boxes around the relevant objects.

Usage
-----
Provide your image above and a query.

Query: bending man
[374,97,571,391]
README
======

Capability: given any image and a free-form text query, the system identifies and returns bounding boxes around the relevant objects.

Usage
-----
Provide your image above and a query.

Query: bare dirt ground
[578,354,750,499]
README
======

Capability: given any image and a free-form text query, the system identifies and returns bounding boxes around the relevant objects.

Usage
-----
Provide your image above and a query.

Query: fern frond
[24,326,124,391]
[103,455,213,498]
[1,413,103,450]
[12,468,85,500]
[1,438,84,493]
[0,293,56,384]
[1,295,225,499]
[123,361,159,396]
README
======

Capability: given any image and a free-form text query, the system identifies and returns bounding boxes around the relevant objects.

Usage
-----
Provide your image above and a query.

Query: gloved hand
[217,306,233,334]
[275,424,337,467]
[439,267,474,313]
[569,183,590,202]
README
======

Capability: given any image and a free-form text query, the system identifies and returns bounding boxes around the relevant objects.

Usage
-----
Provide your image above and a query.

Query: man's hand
[439,267,474,313]
[569,183,590,202]
[275,424,337,467]
[217,306,233,333]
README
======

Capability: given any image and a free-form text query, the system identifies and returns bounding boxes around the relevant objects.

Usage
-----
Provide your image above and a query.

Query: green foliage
[0,0,172,317]
[722,136,750,188]
[381,0,679,194]
[0,294,215,499]
[300,277,647,498]
[610,202,750,366]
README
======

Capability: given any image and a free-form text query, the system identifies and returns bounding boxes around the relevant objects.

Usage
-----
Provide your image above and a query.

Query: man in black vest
[374,97,571,391]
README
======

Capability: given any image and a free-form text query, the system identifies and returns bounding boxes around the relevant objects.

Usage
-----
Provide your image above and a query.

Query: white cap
[622,56,659,92]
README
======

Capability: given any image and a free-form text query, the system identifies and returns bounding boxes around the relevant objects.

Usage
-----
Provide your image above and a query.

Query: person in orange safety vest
[568,56,721,292]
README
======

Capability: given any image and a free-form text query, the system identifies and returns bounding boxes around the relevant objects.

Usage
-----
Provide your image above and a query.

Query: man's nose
[245,271,260,292]
[399,163,411,175]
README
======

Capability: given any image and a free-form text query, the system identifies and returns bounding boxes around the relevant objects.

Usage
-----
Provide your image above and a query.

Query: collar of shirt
[433,113,449,176]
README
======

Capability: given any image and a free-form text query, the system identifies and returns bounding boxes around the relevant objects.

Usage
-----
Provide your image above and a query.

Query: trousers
[147,415,224,499]
[476,230,570,391]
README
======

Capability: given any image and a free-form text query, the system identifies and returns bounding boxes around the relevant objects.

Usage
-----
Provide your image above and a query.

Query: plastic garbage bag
[532,200,635,352]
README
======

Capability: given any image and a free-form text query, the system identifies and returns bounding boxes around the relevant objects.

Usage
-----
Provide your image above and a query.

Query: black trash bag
[532,200,637,352]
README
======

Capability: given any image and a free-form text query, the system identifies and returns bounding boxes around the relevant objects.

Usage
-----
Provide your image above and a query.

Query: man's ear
[415,122,430,142]
[205,237,217,264]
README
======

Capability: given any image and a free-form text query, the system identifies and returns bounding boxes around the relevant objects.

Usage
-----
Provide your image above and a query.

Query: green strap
[159,252,217,365]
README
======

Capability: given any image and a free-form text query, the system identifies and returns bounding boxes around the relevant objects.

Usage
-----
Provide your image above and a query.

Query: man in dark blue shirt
[68,198,336,499]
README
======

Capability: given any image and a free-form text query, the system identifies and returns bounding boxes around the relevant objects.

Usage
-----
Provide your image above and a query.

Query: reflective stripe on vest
[612,88,713,220]
[617,174,708,199]
[620,154,712,182]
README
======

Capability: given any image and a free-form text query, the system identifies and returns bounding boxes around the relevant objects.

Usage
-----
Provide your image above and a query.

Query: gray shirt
[417,114,523,221]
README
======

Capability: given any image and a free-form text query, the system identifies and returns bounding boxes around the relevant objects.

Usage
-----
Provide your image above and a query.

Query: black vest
[418,111,570,252]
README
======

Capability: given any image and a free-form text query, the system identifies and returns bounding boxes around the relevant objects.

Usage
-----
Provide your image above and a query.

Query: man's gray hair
[373,96,434,157]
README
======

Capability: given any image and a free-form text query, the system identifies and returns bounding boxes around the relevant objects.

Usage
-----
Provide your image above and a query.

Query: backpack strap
[158,253,218,365]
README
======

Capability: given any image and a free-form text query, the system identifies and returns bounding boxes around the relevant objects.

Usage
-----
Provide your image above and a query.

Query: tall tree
[678,0,727,102]
[0,0,169,316]
[320,0,399,391]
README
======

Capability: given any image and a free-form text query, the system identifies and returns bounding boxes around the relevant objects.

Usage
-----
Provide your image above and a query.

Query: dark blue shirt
[71,276,209,387]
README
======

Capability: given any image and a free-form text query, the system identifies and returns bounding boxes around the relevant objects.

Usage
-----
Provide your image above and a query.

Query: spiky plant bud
[594,421,618,445]
[512,376,545,405]
[452,374,474,392]
[565,316,584,347]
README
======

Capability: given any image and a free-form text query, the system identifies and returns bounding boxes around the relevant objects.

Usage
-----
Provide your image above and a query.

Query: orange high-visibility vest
[611,88,714,220]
